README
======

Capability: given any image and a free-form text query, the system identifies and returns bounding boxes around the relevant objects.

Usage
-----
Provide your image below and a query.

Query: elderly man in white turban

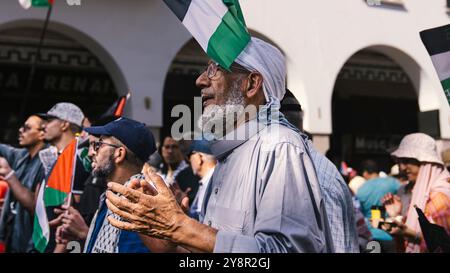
[104,38,356,253]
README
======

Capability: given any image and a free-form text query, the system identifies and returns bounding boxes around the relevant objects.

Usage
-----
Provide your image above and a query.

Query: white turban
[235,37,287,104]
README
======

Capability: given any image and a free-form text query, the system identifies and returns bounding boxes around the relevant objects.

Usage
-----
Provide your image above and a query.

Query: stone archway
[330,47,422,172]
[161,38,207,142]
[0,23,124,144]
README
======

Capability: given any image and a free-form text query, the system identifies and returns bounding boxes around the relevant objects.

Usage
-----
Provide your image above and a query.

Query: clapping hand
[381,193,402,218]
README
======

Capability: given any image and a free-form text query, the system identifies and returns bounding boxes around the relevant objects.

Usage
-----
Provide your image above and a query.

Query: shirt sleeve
[0,144,20,168]
[213,142,328,253]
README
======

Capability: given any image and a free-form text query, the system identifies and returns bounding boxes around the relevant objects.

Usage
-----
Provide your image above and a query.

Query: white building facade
[1,0,449,168]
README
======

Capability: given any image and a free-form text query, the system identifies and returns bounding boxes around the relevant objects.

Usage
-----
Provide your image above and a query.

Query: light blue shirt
[356,176,401,242]
[305,140,360,253]
[202,119,334,253]
[356,177,401,219]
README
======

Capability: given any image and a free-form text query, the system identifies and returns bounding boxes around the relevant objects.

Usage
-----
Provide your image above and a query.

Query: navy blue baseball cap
[84,117,156,162]
[187,139,213,156]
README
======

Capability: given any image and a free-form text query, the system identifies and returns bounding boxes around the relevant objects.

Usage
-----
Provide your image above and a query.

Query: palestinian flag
[19,0,54,9]
[33,138,78,253]
[420,24,450,105]
[163,0,250,70]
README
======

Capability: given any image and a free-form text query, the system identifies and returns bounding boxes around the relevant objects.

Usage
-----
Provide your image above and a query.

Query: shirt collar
[200,167,215,185]
[210,118,266,161]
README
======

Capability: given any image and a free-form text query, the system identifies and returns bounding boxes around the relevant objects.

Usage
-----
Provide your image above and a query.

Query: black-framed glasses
[204,62,250,80]
[92,140,122,152]
[20,124,44,133]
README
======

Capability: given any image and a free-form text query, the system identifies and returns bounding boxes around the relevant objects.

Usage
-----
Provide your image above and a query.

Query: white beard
[197,82,246,139]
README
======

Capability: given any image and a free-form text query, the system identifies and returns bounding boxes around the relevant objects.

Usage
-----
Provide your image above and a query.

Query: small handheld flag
[33,138,78,252]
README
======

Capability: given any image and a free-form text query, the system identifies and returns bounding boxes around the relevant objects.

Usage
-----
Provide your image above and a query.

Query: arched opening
[161,38,207,141]
[330,48,420,172]
[0,26,120,144]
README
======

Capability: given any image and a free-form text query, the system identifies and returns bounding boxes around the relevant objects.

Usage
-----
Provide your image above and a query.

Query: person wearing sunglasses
[51,116,117,253]
[0,115,47,252]
[80,117,156,253]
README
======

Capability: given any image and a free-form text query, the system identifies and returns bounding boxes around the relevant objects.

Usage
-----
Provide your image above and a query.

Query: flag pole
[19,3,53,122]
[65,136,80,209]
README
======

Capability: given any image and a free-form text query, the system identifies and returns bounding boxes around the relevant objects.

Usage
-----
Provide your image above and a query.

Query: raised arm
[0,157,40,214]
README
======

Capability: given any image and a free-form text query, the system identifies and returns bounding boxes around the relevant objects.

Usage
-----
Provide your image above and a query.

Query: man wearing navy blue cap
[187,140,216,222]
[80,117,156,253]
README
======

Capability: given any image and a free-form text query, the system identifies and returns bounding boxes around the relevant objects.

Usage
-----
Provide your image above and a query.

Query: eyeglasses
[92,140,122,152]
[204,62,250,80]
[20,124,44,133]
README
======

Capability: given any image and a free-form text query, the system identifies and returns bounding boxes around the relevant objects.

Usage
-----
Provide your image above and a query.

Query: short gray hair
[198,152,216,163]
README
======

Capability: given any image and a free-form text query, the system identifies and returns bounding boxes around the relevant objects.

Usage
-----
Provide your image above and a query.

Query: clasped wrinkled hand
[105,168,188,242]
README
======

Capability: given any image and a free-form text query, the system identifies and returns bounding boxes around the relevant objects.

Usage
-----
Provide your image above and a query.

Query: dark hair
[393,172,408,181]
[69,123,82,134]
[31,115,45,128]
[280,89,303,131]
[109,136,145,170]
[360,159,379,175]
[124,147,145,169]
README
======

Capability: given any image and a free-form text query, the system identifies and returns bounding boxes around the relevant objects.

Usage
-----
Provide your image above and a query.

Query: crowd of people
[0,37,449,253]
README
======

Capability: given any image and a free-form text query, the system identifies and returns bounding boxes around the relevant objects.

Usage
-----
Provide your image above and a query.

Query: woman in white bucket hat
[382,133,450,252]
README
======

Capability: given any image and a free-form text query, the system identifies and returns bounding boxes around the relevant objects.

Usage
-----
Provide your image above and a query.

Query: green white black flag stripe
[163,0,250,69]
[32,179,49,252]
[420,24,450,105]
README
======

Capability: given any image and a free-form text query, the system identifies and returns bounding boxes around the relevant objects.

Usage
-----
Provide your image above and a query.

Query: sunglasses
[20,124,44,133]
[92,140,121,152]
